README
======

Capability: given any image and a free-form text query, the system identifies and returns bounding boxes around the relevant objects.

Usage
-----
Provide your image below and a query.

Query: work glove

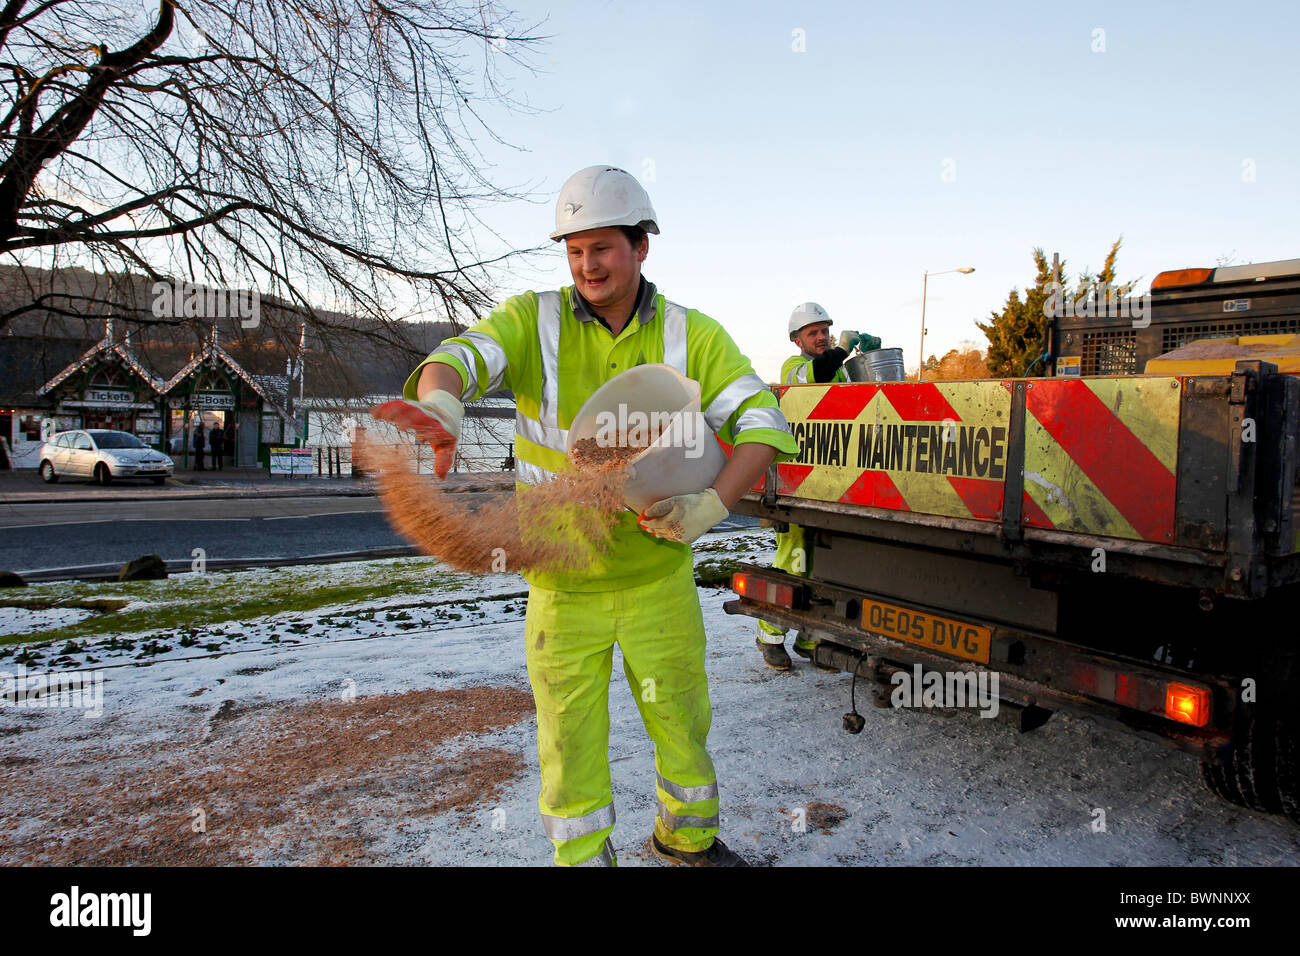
[859,334,882,352]
[371,390,464,479]
[837,329,861,352]
[638,488,729,546]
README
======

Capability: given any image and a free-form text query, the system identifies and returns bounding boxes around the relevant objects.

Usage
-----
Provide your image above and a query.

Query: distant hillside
[0,265,501,401]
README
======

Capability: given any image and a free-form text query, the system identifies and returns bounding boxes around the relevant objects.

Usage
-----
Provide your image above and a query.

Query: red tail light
[1068,661,1211,727]
[731,573,797,609]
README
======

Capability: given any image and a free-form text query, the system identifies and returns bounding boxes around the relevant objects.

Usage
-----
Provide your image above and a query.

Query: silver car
[39,429,175,485]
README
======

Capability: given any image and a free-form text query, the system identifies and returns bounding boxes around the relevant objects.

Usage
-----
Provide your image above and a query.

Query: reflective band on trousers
[657,800,719,831]
[576,838,616,867]
[656,772,719,804]
[541,803,615,841]
[518,291,691,486]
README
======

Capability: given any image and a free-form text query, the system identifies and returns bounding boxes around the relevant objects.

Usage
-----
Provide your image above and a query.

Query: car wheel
[40,461,58,483]
[94,463,113,486]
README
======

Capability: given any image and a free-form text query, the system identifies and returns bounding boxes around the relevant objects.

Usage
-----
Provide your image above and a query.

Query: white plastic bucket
[567,363,726,512]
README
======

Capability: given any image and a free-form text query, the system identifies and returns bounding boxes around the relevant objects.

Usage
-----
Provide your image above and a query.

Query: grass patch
[0,598,129,614]
[0,558,471,647]
[694,558,748,588]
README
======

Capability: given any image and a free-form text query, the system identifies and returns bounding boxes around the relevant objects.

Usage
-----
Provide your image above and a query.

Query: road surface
[0,491,757,578]
[0,495,412,577]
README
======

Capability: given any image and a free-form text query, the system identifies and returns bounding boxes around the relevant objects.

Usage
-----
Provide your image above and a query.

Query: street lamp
[918,267,975,382]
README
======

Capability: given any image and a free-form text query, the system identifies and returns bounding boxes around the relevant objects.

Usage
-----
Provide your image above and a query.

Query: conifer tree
[978,238,1130,377]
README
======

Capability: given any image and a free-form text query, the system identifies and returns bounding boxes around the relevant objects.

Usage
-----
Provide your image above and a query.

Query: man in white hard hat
[782,302,877,388]
[755,304,879,670]
[374,165,798,867]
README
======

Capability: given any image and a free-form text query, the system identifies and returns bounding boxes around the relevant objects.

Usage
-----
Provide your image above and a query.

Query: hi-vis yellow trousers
[757,525,815,650]
[524,558,720,866]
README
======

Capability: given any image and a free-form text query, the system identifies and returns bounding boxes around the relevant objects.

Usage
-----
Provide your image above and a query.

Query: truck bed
[735,362,1300,599]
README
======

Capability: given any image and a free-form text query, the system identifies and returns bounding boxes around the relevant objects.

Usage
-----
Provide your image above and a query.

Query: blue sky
[456,0,1298,381]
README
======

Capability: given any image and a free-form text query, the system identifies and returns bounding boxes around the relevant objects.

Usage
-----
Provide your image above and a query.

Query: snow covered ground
[2,532,1299,866]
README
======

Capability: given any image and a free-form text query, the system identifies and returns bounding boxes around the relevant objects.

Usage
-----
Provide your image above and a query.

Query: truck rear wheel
[1276,700,1300,825]
[1201,659,1296,817]
[1200,707,1282,813]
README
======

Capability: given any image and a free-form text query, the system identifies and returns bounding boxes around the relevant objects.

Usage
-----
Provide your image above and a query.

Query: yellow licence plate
[861,599,992,664]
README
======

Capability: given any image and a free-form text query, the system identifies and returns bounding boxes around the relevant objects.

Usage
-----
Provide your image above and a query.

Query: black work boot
[755,635,791,671]
[651,833,750,867]
[793,632,837,672]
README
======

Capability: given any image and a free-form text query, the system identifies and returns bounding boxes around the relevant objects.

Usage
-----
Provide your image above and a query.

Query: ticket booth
[37,339,166,448]
[163,339,294,468]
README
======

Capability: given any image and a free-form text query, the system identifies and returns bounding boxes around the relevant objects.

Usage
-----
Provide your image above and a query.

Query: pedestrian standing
[209,423,225,471]
[193,420,206,471]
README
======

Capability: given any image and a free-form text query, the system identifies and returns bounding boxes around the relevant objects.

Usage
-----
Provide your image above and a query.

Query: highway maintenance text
[791,421,1008,478]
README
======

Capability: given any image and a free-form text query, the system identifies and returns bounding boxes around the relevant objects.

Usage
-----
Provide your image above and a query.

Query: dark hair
[618,225,648,248]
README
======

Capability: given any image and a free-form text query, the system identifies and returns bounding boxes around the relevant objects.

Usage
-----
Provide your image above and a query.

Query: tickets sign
[82,388,134,406]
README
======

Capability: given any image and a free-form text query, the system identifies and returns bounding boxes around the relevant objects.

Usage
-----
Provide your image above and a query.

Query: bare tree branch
[0,0,550,347]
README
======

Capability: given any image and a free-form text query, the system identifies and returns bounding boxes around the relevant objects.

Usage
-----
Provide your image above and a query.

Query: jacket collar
[568,277,658,328]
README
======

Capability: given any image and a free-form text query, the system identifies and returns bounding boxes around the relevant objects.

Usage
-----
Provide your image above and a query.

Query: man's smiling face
[565,227,648,317]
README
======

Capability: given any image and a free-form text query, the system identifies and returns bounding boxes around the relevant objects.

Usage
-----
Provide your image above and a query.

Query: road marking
[0,517,254,529]
[15,561,126,574]
[16,548,417,577]
[261,511,378,520]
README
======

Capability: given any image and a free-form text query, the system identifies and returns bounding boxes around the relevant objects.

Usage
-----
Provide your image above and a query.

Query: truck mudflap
[726,564,1235,764]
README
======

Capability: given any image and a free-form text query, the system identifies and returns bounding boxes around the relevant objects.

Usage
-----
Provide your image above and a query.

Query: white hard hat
[788,302,832,340]
[551,165,660,242]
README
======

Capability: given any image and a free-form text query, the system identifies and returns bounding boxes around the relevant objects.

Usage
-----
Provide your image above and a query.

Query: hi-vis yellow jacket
[781,353,849,386]
[404,285,798,592]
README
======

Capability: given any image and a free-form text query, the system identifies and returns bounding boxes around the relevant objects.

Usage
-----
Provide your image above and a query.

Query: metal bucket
[844,348,906,382]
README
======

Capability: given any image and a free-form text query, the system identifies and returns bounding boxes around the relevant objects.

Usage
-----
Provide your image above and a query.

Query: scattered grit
[359,434,651,575]
[568,436,646,469]
[0,686,536,865]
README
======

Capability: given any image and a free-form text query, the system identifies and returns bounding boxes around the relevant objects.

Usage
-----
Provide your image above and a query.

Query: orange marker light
[1151,268,1214,290]
[1165,682,1211,727]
